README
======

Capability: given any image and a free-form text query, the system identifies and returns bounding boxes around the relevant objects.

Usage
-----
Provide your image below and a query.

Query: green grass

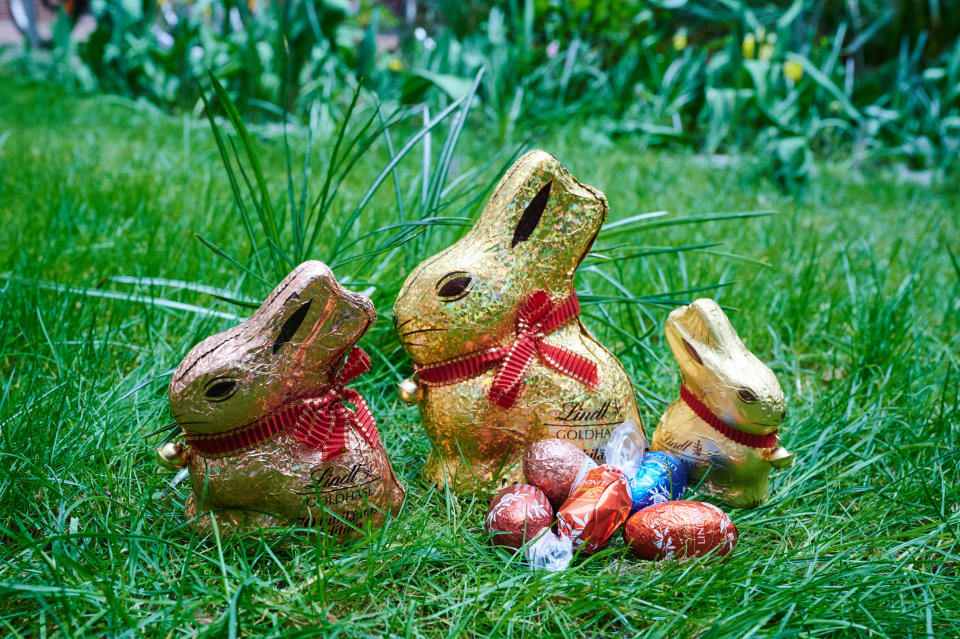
[1,75,958,637]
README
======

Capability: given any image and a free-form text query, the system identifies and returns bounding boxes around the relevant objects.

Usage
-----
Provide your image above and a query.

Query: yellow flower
[388,58,403,72]
[742,33,756,59]
[784,59,803,82]
[247,0,256,10]
[672,29,688,51]
[759,42,774,61]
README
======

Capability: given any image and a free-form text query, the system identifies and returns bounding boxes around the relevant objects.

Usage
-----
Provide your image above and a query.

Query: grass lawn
[1,76,958,637]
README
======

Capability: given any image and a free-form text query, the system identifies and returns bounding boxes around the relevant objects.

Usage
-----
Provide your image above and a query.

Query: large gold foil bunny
[651,298,793,507]
[165,261,405,537]
[393,150,645,495]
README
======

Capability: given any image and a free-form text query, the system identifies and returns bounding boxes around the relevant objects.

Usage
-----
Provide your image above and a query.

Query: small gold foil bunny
[166,261,405,537]
[651,298,793,508]
[393,150,645,495]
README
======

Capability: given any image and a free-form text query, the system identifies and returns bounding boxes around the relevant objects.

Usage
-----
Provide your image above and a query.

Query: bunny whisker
[400,341,430,347]
[401,327,448,337]
[396,317,415,330]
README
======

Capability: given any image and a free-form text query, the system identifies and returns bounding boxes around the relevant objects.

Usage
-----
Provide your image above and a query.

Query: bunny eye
[436,272,473,301]
[204,378,238,402]
[738,388,759,404]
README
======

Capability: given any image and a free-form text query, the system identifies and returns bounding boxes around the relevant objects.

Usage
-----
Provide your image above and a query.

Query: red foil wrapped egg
[624,501,738,561]
[523,438,598,510]
[485,484,554,549]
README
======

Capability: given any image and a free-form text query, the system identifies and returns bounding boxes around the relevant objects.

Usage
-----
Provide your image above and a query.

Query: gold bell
[766,446,795,469]
[156,442,189,470]
[397,378,423,404]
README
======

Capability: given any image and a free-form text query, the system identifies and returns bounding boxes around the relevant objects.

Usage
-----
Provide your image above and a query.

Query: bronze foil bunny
[165,261,405,537]
[651,298,794,508]
[394,150,646,495]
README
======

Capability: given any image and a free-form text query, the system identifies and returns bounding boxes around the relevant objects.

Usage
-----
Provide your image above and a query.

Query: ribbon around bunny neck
[680,384,778,449]
[414,290,600,409]
[184,347,380,459]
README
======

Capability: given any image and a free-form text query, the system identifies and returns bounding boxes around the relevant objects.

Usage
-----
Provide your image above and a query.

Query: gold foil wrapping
[168,261,405,537]
[651,298,792,508]
[393,150,645,495]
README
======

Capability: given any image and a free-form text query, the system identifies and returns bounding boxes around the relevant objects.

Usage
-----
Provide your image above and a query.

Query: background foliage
[7,0,960,185]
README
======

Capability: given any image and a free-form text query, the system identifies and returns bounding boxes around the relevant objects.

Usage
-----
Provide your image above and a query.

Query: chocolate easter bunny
[651,298,793,507]
[164,261,405,537]
[393,150,645,495]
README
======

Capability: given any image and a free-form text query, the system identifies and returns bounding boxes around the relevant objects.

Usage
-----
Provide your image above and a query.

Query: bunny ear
[473,150,606,289]
[669,299,743,355]
[272,300,312,354]
[680,337,704,366]
[511,181,552,247]
[688,298,743,351]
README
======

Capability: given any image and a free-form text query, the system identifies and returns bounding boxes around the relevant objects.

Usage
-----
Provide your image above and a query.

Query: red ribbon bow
[184,347,381,459]
[415,291,600,409]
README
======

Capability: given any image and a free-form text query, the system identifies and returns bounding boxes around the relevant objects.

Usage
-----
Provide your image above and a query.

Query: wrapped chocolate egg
[486,484,554,549]
[557,465,631,554]
[628,451,687,514]
[523,438,598,509]
[624,501,737,561]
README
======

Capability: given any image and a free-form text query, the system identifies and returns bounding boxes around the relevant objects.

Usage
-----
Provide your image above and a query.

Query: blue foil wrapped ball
[628,452,687,513]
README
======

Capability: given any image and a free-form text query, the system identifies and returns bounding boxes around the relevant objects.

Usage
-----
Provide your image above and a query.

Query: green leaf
[409,70,476,101]
[786,52,862,122]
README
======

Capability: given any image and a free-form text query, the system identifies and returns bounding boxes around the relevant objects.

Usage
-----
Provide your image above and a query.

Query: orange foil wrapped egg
[556,465,631,554]
[624,501,738,561]
[486,484,554,549]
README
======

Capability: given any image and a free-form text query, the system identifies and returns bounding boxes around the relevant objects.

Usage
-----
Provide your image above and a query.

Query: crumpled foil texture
[556,464,632,555]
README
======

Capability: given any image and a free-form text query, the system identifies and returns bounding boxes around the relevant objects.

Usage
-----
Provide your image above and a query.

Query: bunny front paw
[765,446,795,469]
